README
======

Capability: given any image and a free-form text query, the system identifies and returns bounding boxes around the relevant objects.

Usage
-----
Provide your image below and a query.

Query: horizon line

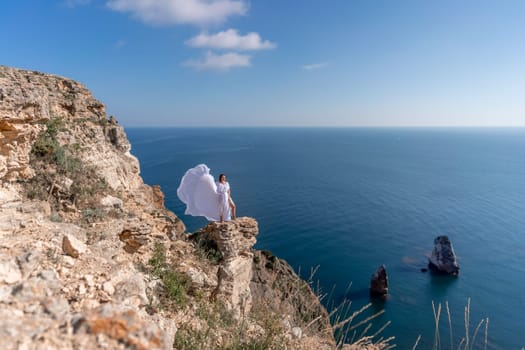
[122,125,525,129]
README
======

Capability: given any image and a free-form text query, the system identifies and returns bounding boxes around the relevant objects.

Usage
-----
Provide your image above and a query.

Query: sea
[126,127,525,350]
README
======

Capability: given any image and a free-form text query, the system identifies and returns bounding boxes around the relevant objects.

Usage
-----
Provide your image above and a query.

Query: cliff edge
[0,66,342,349]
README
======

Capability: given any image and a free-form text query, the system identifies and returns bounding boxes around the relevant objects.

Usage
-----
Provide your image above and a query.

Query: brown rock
[151,185,165,209]
[83,307,164,350]
[370,265,388,296]
[118,220,151,254]
[62,234,87,258]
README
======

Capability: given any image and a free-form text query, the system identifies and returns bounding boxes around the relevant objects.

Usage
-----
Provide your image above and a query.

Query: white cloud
[183,51,251,71]
[106,0,247,26]
[186,29,276,51]
[302,62,329,71]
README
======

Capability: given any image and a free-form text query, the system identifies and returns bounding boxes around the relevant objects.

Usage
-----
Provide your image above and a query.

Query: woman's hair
[219,174,226,182]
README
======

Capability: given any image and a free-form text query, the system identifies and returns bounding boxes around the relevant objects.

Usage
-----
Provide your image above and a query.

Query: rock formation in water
[1,65,378,349]
[370,265,388,296]
[428,235,460,275]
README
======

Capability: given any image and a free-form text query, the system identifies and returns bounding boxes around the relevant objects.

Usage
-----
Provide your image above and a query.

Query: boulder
[118,220,151,254]
[428,235,459,275]
[102,281,115,296]
[100,195,123,208]
[370,264,388,296]
[62,234,87,258]
[184,266,217,292]
[0,259,22,284]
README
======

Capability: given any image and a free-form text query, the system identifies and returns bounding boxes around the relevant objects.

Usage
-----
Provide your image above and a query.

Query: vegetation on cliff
[24,117,114,223]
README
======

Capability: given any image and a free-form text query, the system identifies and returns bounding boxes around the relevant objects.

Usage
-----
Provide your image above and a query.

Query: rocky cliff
[0,65,347,349]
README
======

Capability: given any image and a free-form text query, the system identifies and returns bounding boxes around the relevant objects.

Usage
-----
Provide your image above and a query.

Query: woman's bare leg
[229,201,236,220]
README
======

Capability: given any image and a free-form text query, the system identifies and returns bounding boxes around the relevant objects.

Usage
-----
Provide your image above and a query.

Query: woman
[217,174,236,222]
[177,164,236,222]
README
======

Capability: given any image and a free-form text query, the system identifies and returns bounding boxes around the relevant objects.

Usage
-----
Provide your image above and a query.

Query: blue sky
[1,0,525,127]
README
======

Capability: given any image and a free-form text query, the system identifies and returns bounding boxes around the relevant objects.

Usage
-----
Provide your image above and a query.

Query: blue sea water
[126,127,525,350]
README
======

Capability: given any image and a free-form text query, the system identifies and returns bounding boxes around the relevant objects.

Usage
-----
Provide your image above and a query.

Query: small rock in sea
[370,264,388,296]
[420,268,428,273]
[428,235,459,275]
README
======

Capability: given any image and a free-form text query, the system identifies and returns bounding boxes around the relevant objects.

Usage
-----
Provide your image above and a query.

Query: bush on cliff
[149,242,189,309]
[24,117,111,219]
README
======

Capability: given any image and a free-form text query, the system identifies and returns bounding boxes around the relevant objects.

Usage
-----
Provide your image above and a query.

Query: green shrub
[49,213,63,222]
[25,117,114,215]
[148,242,189,309]
[81,208,107,223]
[31,118,64,157]
[190,233,223,265]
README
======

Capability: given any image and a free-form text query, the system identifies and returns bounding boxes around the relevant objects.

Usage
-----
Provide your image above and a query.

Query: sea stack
[428,235,460,275]
[370,265,389,296]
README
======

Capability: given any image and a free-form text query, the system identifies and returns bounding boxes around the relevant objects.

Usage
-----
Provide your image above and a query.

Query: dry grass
[413,298,489,350]
[298,266,395,350]
[331,300,395,350]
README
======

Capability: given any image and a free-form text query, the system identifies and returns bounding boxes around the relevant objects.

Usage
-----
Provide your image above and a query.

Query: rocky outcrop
[0,65,140,190]
[191,218,336,348]
[0,65,364,349]
[198,218,258,319]
[370,265,388,296]
[428,235,460,275]
[0,66,184,350]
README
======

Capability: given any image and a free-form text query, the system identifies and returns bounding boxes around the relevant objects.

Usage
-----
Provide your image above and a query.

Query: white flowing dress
[176,164,231,221]
[216,181,231,221]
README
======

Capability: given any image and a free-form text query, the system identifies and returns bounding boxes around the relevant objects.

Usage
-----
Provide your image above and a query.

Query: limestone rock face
[0,66,184,350]
[201,217,258,319]
[429,235,460,275]
[0,65,141,190]
[370,264,388,296]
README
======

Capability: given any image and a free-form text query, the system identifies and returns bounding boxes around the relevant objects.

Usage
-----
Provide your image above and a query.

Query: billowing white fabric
[177,164,231,221]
